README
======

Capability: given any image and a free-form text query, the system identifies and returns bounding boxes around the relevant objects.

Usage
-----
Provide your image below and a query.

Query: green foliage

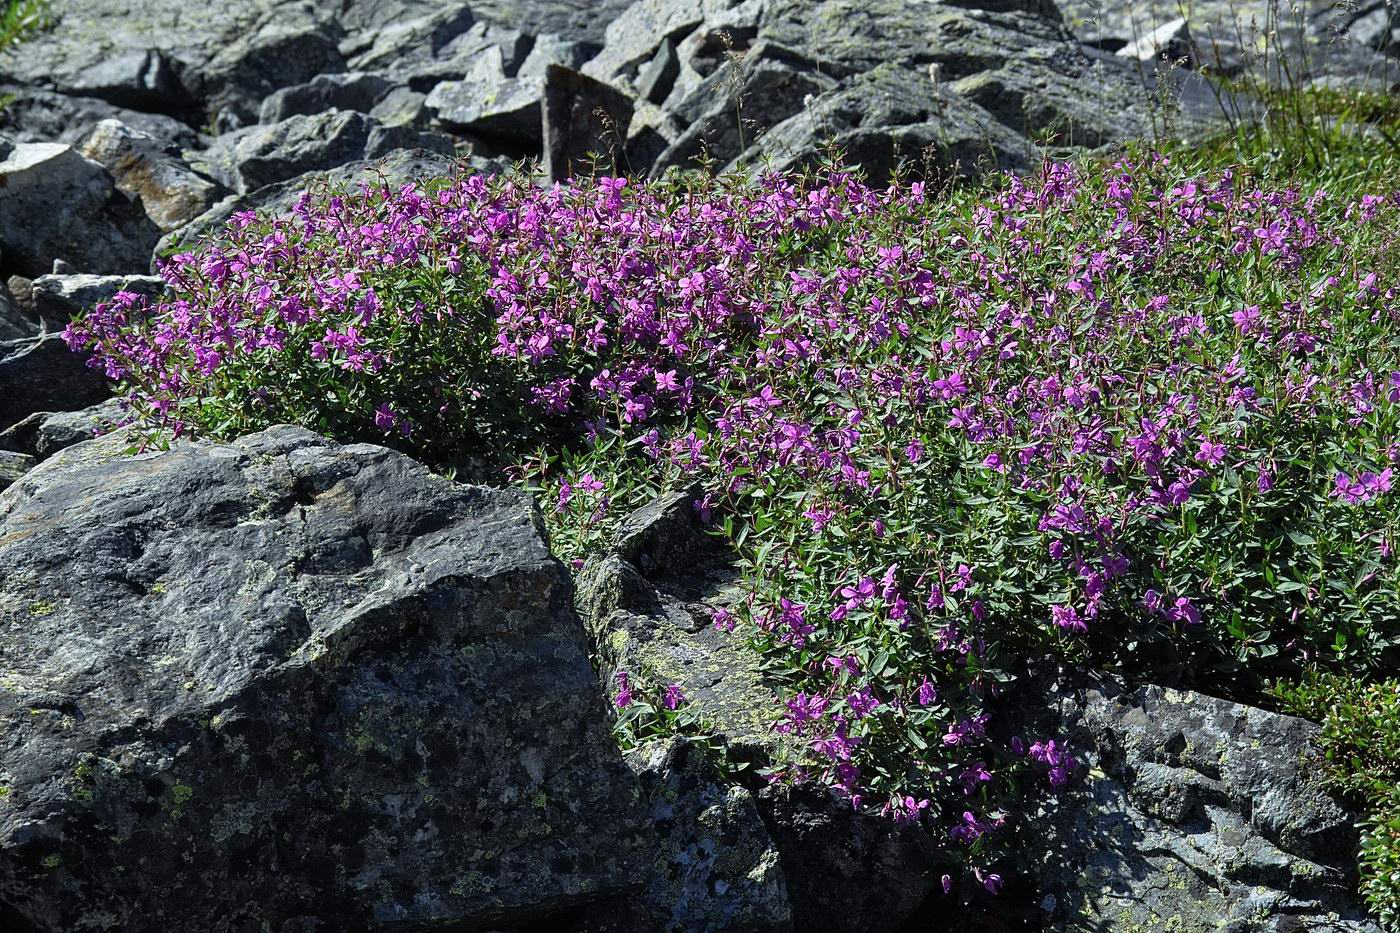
[1174,84,1400,194]
[0,0,50,54]
[1273,674,1400,929]
[611,675,747,778]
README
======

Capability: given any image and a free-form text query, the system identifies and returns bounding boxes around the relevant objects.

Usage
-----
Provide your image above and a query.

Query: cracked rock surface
[0,425,646,932]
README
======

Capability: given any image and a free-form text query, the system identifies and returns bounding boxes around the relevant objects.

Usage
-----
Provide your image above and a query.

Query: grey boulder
[347,13,530,92]
[0,451,34,494]
[30,273,165,329]
[1,0,344,128]
[0,398,128,462]
[0,143,161,278]
[0,284,36,343]
[470,0,635,44]
[77,120,223,232]
[0,425,647,931]
[0,86,204,150]
[519,33,603,78]
[258,72,395,124]
[194,110,455,195]
[543,64,636,180]
[597,0,1203,181]
[577,490,943,933]
[426,48,548,149]
[0,334,111,430]
[1032,679,1381,931]
[577,738,793,932]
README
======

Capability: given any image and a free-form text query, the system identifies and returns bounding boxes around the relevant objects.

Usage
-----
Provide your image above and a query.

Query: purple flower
[613,672,633,709]
[1052,604,1087,634]
[1169,596,1201,626]
[845,687,882,719]
[1196,438,1226,468]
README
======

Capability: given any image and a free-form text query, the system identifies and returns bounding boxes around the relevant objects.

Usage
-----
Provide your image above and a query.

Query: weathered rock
[434,23,534,81]
[0,86,204,150]
[1343,2,1398,55]
[583,0,712,86]
[623,0,1206,180]
[341,4,477,82]
[77,120,222,232]
[30,274,165,329]
[734,66,1037,183]
[1,0,345,127]
[543,65,636,180]
[1116,16,1195,65]
[0,285,35,344]
[519,33,603,78]
[1057,0,1396,84]
[0,451,34,494]
[577,738,793,932]
[62,48,190,115]
[258,73,395,125]
[0,144,161,278]
[471,0,635,44]
[577,489,775,760]
[755,783,942,933]
[426,49,548,151]
[637,38,683,105]
[347,14,530,92]
[650,44,837,176]
[1030,679,1381,931]
[157,148,480,259]
[194,110,455,195]
[0,335,111,429]
[368,86,433,128]
[0,425,647,931]
[4,277,37,335]
[199,3,347,129]
[0,399,127,461]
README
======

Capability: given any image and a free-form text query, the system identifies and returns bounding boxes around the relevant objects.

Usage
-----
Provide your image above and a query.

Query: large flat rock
[0,426,645,931]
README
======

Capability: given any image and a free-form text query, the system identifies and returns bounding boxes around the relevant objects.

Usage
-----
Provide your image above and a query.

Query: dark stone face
[0,426,646,932]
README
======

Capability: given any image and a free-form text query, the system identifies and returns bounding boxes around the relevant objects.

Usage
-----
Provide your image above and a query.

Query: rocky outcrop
[578,488,776,760]
[0,143,161,278]
[1030,678,1381,932]
[0,86,204,150]
[193,110,455,195]
[76,120,222,232]
[0,286,35,344]
[0,399,127,463]
[1056,0,1397,86]
[577,738,793,932]
[258,72,396,124]
[0,0,1232,204]
[0,335,111,430]
[29,273,164,330]
[0,426,647,932]
[4,0,1394,218]
[0,452,33,494]
[543,64,636,180]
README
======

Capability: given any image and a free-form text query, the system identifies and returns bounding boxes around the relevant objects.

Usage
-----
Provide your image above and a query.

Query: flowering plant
[69,152,1400,886]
